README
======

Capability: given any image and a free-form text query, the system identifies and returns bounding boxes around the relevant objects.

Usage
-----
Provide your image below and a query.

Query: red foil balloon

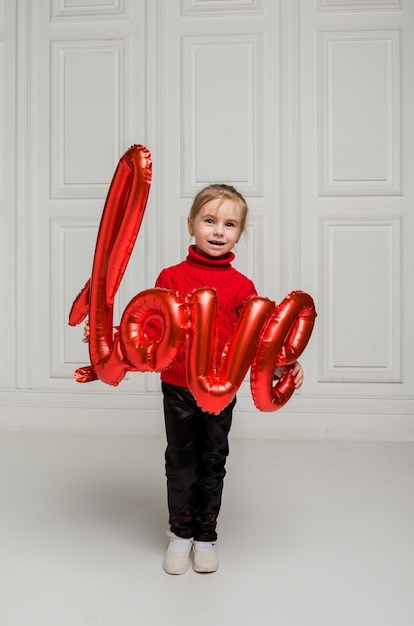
[68,144,152,385]
[250,291,317,411]
[185,288,275,415]
[68,145,317,411]
[119,288,187,372]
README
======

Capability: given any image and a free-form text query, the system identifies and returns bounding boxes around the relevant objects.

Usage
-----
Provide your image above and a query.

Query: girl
[153,184,303,575]
[84,184,303,575]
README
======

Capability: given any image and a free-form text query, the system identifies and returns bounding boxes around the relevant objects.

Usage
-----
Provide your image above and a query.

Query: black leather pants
[162,382,236,542]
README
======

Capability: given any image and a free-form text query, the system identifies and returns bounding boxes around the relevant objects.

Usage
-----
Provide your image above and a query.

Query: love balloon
[69,144,317,414]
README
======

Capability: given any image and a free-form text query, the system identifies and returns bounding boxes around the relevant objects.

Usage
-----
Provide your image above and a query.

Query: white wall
[0,0,413,440]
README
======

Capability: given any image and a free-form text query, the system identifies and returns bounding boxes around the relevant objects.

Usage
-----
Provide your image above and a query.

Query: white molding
[15,0,34,389]
[0,390,413,441]
[50,38,126,199]
[318,216,402,381]
[181,0,263,17]
[143,0,162,284]
[0,40,4,201]
[50,216,99,378]
[50,0,128,22]
[279,0,301,294]
[0,216,3,380]
[317,0,401,11]
[143,0,163,392]
[180,215,191,262]
[0,30,4,378]
[181,33,263,197]
[1,389,412,415]
[233,394,414,441]
[318,30,401,196]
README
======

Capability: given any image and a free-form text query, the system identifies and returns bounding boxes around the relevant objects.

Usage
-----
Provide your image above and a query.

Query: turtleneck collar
[186,245,234,270]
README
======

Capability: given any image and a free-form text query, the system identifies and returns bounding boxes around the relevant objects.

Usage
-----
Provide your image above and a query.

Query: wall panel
[50,39,126,198]
[51,0,128,21]
[181,0,263,16]
[0,0,413,440]
[0,1,15,389]
[317,0,401,10]
[319,217,401,381]
[318,30,401,195]
[0,39,3,200]
[181,34,263,197]
[50,217,98,378]
[0,216,3,380]
[26,0,146,391]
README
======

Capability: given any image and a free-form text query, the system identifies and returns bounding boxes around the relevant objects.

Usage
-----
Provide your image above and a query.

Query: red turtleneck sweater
[155,245,257,388]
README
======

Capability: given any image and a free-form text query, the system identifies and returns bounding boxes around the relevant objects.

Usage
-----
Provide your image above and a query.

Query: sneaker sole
[193,563,219,573]
[163,562,190,575]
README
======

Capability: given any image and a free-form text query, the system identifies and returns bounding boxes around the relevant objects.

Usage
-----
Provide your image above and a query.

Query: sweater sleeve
[154,269,171,290]
[236,277,258,313]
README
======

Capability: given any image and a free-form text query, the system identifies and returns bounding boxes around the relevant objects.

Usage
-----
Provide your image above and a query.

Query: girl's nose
[214,223,224,236]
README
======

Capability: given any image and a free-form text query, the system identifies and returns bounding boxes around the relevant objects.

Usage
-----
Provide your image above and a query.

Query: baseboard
[0,390,413,441]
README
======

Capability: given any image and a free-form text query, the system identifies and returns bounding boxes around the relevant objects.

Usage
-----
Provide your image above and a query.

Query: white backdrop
[0,0,413,440]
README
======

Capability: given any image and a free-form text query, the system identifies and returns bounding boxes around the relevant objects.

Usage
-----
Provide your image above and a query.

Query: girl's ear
[187,217,194,236]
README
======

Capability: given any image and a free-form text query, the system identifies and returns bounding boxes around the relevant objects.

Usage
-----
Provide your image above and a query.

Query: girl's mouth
[208,240,225,246]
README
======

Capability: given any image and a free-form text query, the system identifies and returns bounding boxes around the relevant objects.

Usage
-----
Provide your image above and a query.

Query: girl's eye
[205,218,214,224]
[226,222,235,228]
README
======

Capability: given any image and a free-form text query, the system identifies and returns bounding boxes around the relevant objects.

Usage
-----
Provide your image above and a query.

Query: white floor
[1,431,413,626]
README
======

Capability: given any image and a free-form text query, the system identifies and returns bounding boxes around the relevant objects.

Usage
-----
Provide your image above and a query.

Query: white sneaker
[163,532,193,575]
[193,541,219,573]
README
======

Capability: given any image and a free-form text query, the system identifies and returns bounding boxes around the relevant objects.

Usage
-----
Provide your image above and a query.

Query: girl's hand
[82,319,90,343]
[274,361,304,389]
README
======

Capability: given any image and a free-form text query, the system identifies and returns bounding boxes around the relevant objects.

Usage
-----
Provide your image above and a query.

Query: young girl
[153,184,303,575]
[84,184,304,575]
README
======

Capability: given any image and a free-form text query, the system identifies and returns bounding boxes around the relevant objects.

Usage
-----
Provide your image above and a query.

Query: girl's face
[188,198,244,259]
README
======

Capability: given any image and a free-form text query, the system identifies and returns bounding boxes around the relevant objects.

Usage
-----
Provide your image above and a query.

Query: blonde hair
[188,184,249,234]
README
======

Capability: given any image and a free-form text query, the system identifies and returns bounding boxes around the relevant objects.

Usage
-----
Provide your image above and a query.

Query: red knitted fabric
[155,245,257,388]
